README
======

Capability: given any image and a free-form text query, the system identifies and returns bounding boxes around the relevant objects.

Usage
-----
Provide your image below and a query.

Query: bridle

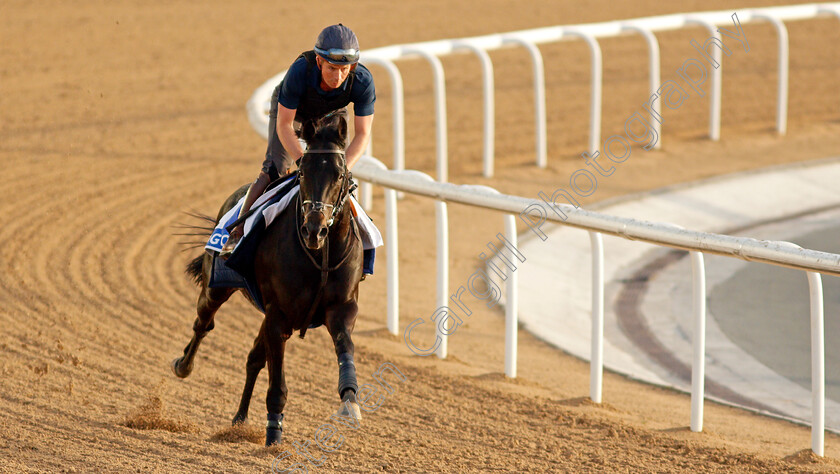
[297,148,353,227]
[294,146,360,338]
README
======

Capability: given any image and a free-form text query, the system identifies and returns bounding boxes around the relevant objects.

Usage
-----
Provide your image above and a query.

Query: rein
[295,147,360,338]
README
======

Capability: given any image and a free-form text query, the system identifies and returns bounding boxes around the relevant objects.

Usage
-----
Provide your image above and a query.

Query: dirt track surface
[3,1,840,472]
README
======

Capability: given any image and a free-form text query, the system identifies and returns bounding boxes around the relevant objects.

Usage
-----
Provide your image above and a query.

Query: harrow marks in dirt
[1,0,840,472]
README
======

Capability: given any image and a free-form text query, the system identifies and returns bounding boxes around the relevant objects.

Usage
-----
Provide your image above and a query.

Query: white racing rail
[246,2,840,457]
[248,3,840,185]
[351,155,838,456]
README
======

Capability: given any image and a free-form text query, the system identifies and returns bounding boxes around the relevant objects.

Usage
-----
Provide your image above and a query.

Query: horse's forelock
[312,128,344,150]
[311,115,347,149]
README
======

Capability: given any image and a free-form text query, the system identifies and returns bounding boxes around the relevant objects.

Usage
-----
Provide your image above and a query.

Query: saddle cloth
[203,176,381,313]
[205,178,383,255]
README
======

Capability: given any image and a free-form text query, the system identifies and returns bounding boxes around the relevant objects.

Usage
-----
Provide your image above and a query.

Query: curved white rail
[352,157,840,275]
[349,155,838,454]
[248,3,839,179]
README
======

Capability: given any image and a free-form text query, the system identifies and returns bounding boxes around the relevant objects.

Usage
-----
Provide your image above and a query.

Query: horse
[171,113,364,446]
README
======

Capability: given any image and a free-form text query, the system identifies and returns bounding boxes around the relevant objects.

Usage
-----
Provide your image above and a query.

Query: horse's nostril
[300,226,309,238]
[318,227,328,239]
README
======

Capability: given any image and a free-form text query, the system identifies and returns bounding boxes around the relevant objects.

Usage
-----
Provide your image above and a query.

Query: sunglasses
[314,46,359,64]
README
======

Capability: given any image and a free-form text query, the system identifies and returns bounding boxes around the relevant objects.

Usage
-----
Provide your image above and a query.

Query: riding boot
[220,173,271,258]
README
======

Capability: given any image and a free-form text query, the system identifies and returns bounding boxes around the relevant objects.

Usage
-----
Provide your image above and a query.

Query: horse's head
[298,114,350,250]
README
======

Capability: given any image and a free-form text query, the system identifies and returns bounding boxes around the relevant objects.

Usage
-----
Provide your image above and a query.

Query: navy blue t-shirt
[278,56,376,117]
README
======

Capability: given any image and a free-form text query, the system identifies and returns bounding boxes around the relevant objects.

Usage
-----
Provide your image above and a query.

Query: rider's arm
[345,113,374,169]
[276,103,306,173]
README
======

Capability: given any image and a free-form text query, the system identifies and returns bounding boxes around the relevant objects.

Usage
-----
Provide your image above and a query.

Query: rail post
[690,251,707,432]
[752,14,789,135]
[454,43,496,178]
[589,231,605,403]
[404,49,449,182]
[621,25,661,149]
[501,37,547,168]
[564,30,603,155]
[685,18,723,140]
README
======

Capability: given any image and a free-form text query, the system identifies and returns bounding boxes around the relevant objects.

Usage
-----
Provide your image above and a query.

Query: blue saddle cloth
[208,178,375,315]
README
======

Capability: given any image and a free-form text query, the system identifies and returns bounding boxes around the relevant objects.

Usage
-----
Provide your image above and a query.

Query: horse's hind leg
[232,322,266,425]
[325,301,362,421]
[264,320,290,446]
[172,284,236,378]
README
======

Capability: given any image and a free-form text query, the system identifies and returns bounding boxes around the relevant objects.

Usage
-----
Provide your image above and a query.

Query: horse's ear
[301,119,317,144]
[336,115,348,148]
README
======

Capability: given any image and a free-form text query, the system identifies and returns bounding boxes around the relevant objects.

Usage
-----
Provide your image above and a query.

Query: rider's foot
[219,226,243,259]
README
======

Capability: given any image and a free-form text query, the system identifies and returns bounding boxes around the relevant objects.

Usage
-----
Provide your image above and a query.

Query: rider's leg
[264,84,296,175]
[220,84,292,257]
[219,171,271,256]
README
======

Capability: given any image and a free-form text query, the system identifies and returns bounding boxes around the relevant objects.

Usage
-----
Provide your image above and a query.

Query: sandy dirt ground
[3,0,840,472]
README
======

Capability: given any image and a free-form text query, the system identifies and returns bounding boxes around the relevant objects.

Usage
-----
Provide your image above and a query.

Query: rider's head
[314,24,359,91]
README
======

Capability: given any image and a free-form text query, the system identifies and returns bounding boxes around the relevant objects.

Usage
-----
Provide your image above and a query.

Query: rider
[221,23,375,256]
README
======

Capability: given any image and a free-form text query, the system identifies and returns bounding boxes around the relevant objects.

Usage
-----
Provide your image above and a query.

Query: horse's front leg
[172,284,236,378]
[325,300,361,421]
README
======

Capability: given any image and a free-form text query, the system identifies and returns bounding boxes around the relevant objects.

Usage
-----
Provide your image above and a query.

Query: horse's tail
[185,255,205,286]
[174,211,216,286]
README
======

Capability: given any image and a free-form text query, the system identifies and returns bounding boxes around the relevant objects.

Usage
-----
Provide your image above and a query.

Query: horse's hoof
[170,357,192,378]
[265,428,282,446]
[232,413,247,426]
[265,413,283,446]
[337,400,362,421]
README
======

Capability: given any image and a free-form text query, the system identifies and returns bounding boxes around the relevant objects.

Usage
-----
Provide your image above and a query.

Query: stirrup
[219,231,242,259]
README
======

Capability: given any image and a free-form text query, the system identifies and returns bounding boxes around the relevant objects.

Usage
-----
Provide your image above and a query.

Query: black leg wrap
[337,353,358,396]
[265,412,284,446]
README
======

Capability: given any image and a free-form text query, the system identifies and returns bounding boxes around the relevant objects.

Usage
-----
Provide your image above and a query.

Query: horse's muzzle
[301,213,328,249]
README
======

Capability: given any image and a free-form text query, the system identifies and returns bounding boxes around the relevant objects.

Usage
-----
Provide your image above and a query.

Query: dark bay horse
[172,114,364,445]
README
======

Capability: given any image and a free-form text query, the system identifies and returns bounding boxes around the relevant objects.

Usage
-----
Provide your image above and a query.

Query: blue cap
[314,24,360,65]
